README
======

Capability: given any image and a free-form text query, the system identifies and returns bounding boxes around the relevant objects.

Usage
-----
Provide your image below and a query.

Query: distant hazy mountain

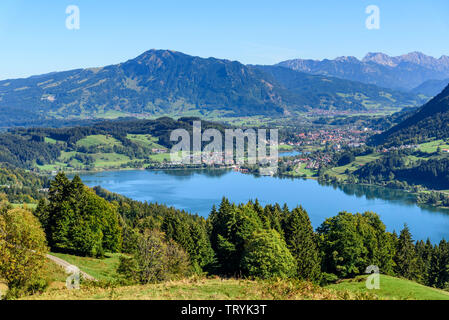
[278,52,449,91]
[0,50,425,126]
[371,84,449,146]
[254,65,423,112]
[411,78,449,97]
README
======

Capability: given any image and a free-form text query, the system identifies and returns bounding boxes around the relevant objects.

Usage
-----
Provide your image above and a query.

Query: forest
[0,117,228,170]
[353,152,449,190]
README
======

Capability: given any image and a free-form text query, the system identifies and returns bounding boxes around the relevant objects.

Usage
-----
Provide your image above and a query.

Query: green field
[94,110,131,119]
[126,134,167,150]
[26,272,449,300]
[50,252,122,282]
[418,140,449,153]
[279,144,294,151]
[44,137,58,144]
[296,163,316,177]
[36,162,70,172]
[328,275,449,300]
[91,153,131,168]
[282,163,316,178]
[76,134,122,148]
[149,153,171,162]
[327,153,382,178]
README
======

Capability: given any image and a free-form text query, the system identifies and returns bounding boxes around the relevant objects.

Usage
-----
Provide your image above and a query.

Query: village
[278,127,374,171]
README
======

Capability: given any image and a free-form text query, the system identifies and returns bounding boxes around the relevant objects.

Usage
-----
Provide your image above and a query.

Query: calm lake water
[77,169,449,243]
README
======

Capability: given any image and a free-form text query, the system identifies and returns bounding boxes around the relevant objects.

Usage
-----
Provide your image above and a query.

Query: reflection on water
[159,168,231,179]
[320,181,449,214]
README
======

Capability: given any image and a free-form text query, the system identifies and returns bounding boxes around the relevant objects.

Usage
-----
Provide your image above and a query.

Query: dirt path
[46,254,96,281]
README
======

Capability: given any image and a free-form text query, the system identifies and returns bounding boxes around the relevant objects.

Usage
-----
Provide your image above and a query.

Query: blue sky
[0,0,448,80]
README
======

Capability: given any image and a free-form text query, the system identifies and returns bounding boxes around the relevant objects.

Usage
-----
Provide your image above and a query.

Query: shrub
[117,230,190,284]
[0,207,48,299]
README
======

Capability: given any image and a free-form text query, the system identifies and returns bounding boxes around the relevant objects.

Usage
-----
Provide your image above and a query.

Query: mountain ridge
[0,49,426,126]
[371,84,449,146]
[278,52,449,91]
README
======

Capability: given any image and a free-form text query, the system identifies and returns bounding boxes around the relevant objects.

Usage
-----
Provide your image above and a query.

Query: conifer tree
[428,240,449,289]
[283,206,321,281]
[42,172,122,256]
[415,239,434,285]
[394,225,420,280]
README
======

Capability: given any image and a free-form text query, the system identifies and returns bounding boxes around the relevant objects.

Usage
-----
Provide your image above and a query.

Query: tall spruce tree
[427,240,449,289]
[208,198,264,275]
[394,225,420,281]
[415,239,434,285]
[283,206,321,282]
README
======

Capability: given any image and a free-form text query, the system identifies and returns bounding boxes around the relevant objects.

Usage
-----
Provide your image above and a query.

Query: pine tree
[44,173,122,256]
[394,225,420,280]
[208,198,237,274]
[428,240,449,289]
[283,206,321,282]
[415,239,434,285]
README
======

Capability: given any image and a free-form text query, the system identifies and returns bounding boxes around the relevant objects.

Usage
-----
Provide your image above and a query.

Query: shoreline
[38,162,449,211]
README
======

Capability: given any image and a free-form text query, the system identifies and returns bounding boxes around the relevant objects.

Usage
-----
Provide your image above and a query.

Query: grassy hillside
[23,273,449,300]
[76,134,122,149]
[50,252,122,282]
[14,252,449,300]
[12,252,365,300]
[371,84,449,146]
[328,275,449,300]
[418,139,449,153]
[23,278,373,300]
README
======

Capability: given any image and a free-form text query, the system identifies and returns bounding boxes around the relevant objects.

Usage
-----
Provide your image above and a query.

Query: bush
[319,273,339,286]
[117,230,191,284]
[0,207,48,299]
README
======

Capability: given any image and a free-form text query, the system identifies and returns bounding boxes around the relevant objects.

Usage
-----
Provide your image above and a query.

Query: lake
[77,169,449,243]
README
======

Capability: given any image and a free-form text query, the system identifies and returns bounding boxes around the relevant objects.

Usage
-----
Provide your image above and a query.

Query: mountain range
[278,52,449,92]
[0,50,426,126]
